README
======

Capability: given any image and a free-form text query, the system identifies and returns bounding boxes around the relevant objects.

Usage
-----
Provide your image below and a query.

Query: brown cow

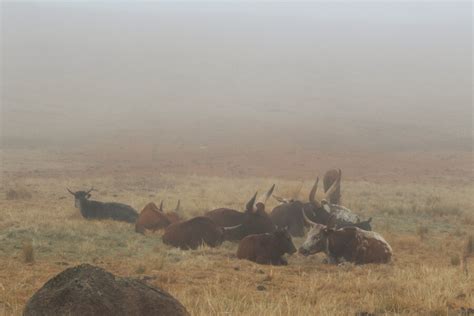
[135,201,170,234]
[323,168,342,205]
[299,211,392,264]
[162,216,239,250]
[205,185,276,241]
[237,228,297,265]
[135,200,182,234]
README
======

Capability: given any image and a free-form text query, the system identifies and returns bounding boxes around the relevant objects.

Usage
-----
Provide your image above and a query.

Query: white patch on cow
[328,204,360,223]
[358,229,393,252]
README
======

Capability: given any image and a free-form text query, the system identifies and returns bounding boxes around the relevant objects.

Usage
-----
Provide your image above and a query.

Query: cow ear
[86,194,91,199]
[368,217,372,223]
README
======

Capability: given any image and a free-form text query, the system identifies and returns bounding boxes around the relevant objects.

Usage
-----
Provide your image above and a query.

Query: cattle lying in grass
[135,200,182,234]
[271,170,371,236]
[237,228,297,265]
[162,217,239,250]
[205,185,276,241]
[67,188,138,223]
[299,211,392,264]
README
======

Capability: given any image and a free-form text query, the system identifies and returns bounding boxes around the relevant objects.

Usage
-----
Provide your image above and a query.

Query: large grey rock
[23,264,189,316]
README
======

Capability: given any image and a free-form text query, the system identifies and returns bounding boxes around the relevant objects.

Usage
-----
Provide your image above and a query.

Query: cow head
[298,209,335,256]
[67,188,93,208]
[228,184,276,240]
[274,228,297,255]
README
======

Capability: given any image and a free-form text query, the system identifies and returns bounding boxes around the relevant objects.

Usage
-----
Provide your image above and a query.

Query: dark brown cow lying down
[162,217,238,250]
[237,229,297,265]
[135,201,182,234]
[299,211,392,264]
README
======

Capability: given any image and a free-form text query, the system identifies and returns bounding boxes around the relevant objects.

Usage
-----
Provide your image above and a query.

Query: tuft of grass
[5,187,32,200]
[22,240,35,264]
[135,265,146,274]
[450,255,460,266]
[416,225,429,241]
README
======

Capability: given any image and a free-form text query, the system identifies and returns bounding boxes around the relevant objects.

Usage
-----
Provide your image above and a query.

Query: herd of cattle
[67,169,392,266]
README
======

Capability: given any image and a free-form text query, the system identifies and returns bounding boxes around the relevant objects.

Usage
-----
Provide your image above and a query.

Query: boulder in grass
[23,264,189,316]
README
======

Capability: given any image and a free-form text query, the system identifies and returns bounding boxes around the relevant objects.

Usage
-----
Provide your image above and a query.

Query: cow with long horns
[205,185,276,241]
[135,200,182,234]
[67,188,138,223]
[162,216,240,250]
[271,170,371,236]
[299,210,391,264]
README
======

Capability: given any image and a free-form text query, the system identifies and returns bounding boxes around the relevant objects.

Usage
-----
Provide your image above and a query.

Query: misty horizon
[1,1,472,151]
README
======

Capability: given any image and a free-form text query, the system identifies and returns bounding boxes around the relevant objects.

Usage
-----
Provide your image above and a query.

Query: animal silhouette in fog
[205,185,276,241]
[237,228,297,265]
[299,212,391,264]
[162,216,240,250]
[67,188,138,223]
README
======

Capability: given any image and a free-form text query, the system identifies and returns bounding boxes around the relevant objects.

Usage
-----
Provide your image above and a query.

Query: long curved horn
[258,184,275,204]
[85,187,94,194]
[301,207,318,227]
[324,169,341,200]
[245,191,258,212]
[175,200,181,212]
[222,224,242,231]
[308,178,321,207]
[66,188,75,195]
[159,200,164,212]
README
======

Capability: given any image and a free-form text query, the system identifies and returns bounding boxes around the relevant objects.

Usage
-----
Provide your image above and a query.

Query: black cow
[67,188,138,223]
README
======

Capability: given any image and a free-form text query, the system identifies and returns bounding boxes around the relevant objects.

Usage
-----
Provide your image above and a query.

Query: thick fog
[1,1,472,151]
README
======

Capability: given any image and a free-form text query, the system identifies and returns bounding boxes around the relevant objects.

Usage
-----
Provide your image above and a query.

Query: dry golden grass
[0,172,473,315]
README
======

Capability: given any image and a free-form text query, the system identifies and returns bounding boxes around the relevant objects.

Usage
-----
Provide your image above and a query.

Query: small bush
[22,240,34,263]
[450,255,460,266]
[464,235,473,257]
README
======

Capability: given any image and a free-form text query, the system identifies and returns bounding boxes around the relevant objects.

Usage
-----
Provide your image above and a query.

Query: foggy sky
[1,1,472,151]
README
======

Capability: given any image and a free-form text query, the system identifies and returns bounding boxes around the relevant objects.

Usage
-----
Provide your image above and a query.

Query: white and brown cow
[299,209,392,264]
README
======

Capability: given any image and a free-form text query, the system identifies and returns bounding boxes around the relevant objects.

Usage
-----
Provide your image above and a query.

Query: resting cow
[67,188,138,223]
[162,216,239,250]
[271,170,372,237]
[299,210,392,264]
[205,185,276,241]
[236,228,297,265]
[135,200,182,234]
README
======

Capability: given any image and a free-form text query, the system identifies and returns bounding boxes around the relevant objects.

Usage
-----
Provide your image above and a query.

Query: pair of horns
[158,200,181,212]
[246,184,275,212]
[309,169,341,207]
[66,187,94,195]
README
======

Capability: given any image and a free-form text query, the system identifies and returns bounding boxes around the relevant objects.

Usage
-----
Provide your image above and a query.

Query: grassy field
[0,170,473,316]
